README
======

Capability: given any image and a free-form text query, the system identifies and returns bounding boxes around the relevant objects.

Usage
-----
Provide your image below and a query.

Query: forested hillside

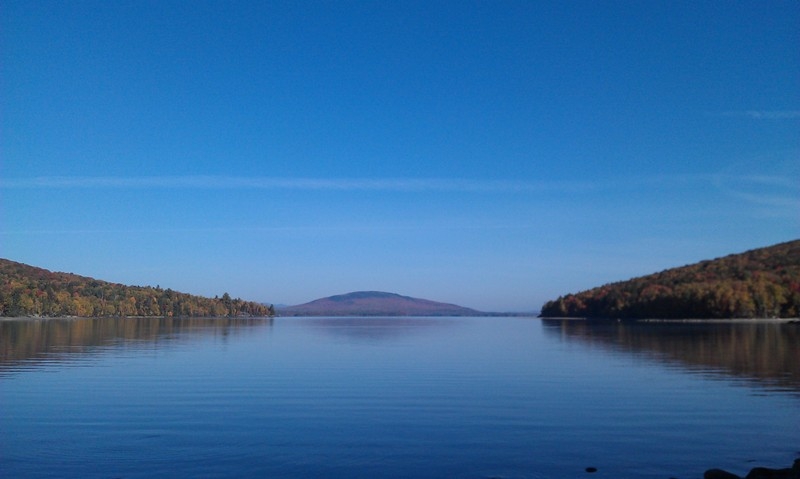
[0,259,274,318]
[540,240,800,319]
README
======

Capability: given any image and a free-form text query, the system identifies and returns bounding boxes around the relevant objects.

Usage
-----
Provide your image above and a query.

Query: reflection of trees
[541,319,800,394]
[0,317,273,372]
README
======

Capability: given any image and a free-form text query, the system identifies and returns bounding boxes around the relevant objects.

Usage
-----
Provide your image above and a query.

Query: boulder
[705,458,800,479]
[744,465,799,479]
[705,469,742,479]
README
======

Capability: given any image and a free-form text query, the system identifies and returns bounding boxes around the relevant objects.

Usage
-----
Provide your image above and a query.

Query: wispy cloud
[712,173,798,189]
[718,110,800,120]
[0,221,544,237]
[0,173,737,192]
[1,174,794,200]
[0,175,594,193]
[711,173,800,211]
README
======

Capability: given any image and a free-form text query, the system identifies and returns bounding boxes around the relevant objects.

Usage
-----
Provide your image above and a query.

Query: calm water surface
[1,317,798,478]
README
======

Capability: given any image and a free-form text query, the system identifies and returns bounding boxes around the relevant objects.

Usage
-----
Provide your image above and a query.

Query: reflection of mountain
[541,319,800,394]
[300,317,458,342]
[0,317,273,373]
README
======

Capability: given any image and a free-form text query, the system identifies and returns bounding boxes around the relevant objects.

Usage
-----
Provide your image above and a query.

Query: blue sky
[2,1,798,311]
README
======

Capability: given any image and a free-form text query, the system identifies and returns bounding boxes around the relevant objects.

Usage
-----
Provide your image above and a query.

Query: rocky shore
[705,459,800,479]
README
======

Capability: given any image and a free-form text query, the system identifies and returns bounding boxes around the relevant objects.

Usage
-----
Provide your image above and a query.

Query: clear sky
[2,1,798,312]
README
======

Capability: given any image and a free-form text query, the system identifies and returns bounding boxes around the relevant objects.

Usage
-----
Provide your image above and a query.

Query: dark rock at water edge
[705,469,745,479]
[705,459,800,479]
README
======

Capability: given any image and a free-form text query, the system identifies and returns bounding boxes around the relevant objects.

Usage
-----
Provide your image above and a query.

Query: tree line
[0,259,274,318]
[540,240,800,319]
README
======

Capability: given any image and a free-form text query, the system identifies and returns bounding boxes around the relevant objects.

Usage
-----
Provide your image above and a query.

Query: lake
[1,317,798,478]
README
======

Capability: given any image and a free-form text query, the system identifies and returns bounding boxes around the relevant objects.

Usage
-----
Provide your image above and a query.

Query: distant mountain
[278,291,482,316]
[0,259,274,318]
[540,240,800,319]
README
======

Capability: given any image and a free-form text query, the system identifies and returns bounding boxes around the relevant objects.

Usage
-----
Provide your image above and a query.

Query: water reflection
[0,316,273,374]
[298,316,459,342]
[541,319,800,394]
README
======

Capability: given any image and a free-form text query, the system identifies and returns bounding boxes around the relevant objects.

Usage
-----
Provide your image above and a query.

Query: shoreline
[539,316,799,324]
[0,315,274,322]
[3,315,798,324]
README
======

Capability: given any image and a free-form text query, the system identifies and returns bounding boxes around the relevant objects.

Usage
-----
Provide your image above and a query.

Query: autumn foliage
[0,259,274,318]
[540,240,800,319]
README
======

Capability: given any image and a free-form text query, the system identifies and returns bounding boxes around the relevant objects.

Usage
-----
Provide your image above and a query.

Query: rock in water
[705,469,742,479]
[744,465,799,479]
[705,459,800,479]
